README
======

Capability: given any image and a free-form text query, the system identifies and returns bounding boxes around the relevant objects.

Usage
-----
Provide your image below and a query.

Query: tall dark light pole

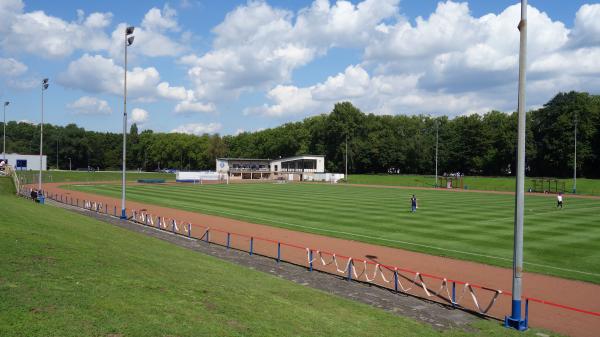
[435,120,439,188]
[3,101,9,161]
[121,26,135,219]
[39,78,49,191]
[345,135,348,183]
[505,0,528,331]
[573,114,577,194]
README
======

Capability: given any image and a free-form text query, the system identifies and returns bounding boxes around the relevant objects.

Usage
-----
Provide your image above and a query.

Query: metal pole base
[120,209,127,219]
[504,300,528,331]
[572,188,576,194]
[504,316,528,331]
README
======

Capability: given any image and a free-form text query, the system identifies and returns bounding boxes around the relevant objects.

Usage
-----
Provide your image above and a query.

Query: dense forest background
[2,91,599,178]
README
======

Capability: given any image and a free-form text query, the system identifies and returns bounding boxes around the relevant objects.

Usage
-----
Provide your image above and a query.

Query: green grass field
[348,174,600,196]
[66,182,600,284]
[16,170,174,184]
[0,177,544,337]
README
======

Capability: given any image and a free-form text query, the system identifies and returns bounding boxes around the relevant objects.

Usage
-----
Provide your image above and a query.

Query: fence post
[452,282,456,308]
[188,224,191,238]
[347,259,353,281]
[77,198,79,207]
[525,298,529,324]
[308,249,313,271]
[226,233,230,249]
[205,229,210,243]
[114,205,116,216]
[394,270,399,292]
[277,242,281,263]
[250,237,254,255]
[172,220,175,233]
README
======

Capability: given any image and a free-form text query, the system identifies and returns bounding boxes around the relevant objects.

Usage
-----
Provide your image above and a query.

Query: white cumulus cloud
[174,101,216,114]
[157,82,195,101]
[0,57,27,77]
[182,0,400,102]
[248,1,600,118]
[67,96,112,115]
[141,4,179,32]
[131,108,149,123]
[171,122,221,135]
[0,1,112,58]
[58,54,160,99]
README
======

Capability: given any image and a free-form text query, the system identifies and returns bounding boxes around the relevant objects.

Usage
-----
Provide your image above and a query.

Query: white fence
[176,171,221,182]
[305,173,345,183]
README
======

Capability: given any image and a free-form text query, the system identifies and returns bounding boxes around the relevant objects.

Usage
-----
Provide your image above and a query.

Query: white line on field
[182,205,600,278]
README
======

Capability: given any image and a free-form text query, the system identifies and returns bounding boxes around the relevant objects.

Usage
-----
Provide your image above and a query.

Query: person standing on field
[557,192,563,209]
[410,194,418,212]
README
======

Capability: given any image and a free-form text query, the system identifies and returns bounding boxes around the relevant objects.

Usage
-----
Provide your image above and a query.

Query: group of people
[407,191,565,213]
[29,188,43,202]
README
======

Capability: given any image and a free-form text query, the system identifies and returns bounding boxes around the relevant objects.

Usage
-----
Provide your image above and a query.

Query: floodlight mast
[345,135,348,183]
[3,101,9,162]
[573,114,577,194]
[121,26,134,219]
[505,0,528,331]
[40,79,49,192]
[435,120,439,188]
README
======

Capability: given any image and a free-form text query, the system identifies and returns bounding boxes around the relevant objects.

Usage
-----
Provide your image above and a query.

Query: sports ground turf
[65,182,600,284]
[0,177,545,337]
[16,170,174,184]
[348,174,600,196]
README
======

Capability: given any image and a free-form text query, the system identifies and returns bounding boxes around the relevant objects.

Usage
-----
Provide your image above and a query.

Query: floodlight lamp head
[43,83,49,90]
[127,36,135,46]
[126,26,134,35]
[42,78,48,84]
[4,101,9,106]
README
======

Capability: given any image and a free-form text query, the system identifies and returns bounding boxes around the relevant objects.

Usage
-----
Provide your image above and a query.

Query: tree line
[1,91,599,178]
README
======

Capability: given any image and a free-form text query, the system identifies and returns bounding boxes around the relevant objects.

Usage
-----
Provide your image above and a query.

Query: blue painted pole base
[504,300,528,331]
[120,209,127,219]
[504,316,528,331]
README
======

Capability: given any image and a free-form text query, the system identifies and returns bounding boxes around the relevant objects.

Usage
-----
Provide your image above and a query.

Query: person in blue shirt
[410,195,417,212]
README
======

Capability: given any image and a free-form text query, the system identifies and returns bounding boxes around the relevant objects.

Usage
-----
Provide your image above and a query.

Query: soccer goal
[530,178,565,194]
[438,175,464,189]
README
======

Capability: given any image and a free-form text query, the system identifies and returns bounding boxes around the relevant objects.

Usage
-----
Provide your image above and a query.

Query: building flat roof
[1,153,47,157]
[217,158,271,161]
[271,155,325,162]
[218,155,324,163]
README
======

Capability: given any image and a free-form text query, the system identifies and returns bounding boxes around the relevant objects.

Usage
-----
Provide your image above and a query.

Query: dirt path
[42,182,600,337]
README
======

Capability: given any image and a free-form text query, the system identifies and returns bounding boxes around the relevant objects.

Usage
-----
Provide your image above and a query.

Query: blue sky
[1,0,599,135]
